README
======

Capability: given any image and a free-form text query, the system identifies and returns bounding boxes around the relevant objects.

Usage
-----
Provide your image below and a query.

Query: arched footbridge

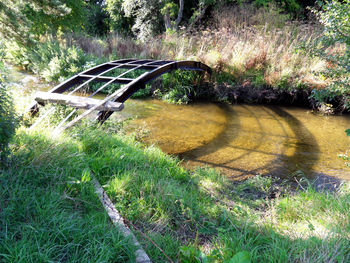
[29,59,211,132]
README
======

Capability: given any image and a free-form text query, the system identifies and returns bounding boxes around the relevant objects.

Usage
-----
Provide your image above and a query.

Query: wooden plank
[34,91,124,112]
[91,173,152,263]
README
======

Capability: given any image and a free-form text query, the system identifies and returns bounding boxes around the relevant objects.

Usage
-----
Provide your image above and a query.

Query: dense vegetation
[0,53,16,164]
[0,0,349,111]
[1,1,350,262]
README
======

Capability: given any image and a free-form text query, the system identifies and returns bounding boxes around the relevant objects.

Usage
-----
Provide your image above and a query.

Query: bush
[32,41,95,82]
[0,60,16,163]
[6,40,94,82]
[156,71,201,104]
[305,0,350,111]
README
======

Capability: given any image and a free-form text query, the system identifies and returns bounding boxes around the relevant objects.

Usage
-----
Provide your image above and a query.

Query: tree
[104,0,134,35]
[0,0,86,46]
[121,0,164,40]
[105,0,215,39]
[162,0,184,30]
[84,0,110,36]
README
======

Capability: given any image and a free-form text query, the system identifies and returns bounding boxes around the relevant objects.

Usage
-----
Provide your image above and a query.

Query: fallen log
[34,91,124,111]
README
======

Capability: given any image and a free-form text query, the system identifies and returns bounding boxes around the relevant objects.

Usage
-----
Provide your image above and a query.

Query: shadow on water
[266,106,319,175]
[178,103,240,160]
[267,107,342,189]
[178,104,341,185]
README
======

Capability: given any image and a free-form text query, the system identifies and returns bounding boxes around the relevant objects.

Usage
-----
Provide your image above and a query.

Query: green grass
[77,125,350,262]
[1,124,349,262]
[0,129,136,262]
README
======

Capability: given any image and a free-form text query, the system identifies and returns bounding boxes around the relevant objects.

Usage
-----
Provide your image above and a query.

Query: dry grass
[67,4,327,91]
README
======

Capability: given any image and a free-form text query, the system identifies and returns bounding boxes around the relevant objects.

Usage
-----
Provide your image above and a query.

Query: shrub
[0,59,16,163]
[31,41,94,82]
[157,71,201,104]
[305,0,350,111]
[6,40,94,82]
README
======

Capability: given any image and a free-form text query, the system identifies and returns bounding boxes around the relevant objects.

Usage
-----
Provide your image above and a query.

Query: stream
[9,66,350,181]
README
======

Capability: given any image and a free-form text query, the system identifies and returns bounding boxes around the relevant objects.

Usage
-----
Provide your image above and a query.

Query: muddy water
[8,66,350,180]
[118,100,350,180]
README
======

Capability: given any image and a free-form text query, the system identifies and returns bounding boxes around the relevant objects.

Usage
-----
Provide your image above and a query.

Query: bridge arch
[30,59,211,127]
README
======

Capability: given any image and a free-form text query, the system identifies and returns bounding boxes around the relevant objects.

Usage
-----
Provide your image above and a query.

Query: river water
[119,100,350,181]
[9,67,350,181]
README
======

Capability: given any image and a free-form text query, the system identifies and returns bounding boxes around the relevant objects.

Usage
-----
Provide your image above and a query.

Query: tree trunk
[163,0,184,30]
[175,0,184,28]
[164,13,172,30]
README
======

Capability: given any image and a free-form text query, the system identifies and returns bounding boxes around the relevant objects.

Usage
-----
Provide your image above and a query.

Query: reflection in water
[118,100,350,180]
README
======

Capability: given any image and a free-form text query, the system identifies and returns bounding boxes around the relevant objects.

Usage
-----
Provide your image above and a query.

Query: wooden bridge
[29,59,211,132]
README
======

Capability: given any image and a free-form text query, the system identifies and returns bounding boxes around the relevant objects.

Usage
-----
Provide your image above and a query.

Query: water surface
[119,100,350,180]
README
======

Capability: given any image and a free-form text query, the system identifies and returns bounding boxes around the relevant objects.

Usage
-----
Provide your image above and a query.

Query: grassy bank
[0,128,137,262]
[3,4,348,112]
[2,122,349,262]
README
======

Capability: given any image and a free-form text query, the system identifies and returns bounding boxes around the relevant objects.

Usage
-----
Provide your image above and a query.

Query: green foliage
[252,0,316,16]
[156,71,201,104]
[130,85,153,98]
[84,0,110,36]
[254,0,300,12]
[105,0,134,35]
[226,251,251,263]
[346,129,350,137]
[0,55,16,164]
[122,0,165,40]
[6,40,93,82]
[306,0,350,110]
[32,42,92,82]
[179,245,208,263]
[0,0,86,46]
[339,129,350,166]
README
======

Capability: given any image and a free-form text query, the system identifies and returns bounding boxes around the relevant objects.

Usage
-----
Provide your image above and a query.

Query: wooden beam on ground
[34,91,124,112]
[91,174,152,263]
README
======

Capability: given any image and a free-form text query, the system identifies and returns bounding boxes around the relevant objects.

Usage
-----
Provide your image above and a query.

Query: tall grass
[70,4,325,93]
[53,4,340,108]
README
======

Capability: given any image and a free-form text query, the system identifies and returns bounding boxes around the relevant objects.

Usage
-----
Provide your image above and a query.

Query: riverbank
[1,123,349,262]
